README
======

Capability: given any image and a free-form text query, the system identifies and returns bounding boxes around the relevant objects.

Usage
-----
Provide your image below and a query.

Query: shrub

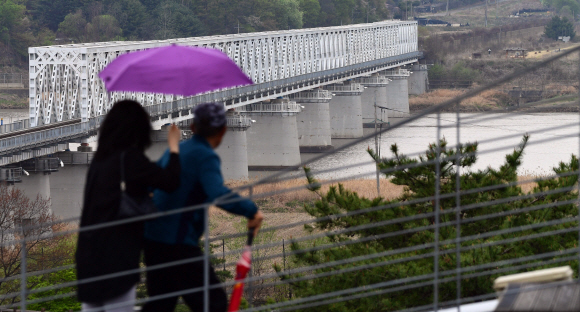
[277,135,578,311]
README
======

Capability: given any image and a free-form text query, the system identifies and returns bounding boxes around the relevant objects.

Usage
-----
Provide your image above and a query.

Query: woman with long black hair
[76,100,181,312]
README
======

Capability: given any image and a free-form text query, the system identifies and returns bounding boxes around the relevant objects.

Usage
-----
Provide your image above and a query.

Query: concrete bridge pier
[288,89,333,152]
[215,112,252,180]
[17,157,60,206]
[355,75,390,128]
[77,138,92,152]
[383,68,411,119]
[325,83,364,138]
[408,64,429,95]
[240,99,302,170]
[0,167,23,188]
[25,172,51,203]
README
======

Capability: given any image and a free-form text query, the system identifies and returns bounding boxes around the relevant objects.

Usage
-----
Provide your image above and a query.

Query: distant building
[504,48,527,58]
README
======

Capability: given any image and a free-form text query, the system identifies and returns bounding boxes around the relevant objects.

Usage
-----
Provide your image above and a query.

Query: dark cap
[194,103,227,129]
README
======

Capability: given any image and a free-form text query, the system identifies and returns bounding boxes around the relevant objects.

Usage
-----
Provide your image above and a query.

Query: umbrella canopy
[98,44,252,96]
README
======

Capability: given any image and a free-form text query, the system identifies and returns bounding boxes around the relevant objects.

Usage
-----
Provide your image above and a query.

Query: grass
[0,93,27,108]
[409,89,512,111]
[226,178,405,212]
[420,0,547,28]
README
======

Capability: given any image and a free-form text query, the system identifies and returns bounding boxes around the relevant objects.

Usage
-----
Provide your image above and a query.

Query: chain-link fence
[0,73,27,88]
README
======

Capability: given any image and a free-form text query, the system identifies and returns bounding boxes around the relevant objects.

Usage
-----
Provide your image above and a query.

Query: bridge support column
[240,99,302,169]
[0,167,23,186]
[408,64,429,95]
[383,68,411,119]
[77,139,92,152]
[17,157,61,206]
[18,172,51,207]
[288,89,333,152]
[215,112,252,180]
[326,83,364,138]
[355,75,389,128]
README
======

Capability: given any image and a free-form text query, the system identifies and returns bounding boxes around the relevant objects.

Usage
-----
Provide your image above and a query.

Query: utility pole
[367,2,369,23]
[235,21,241,34]
[496,0,498,20]
[485,0,488,27]
[446,0,449,16]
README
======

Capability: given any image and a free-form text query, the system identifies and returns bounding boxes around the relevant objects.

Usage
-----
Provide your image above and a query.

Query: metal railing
[236,102,302,114]
[0,167,22,183]
[324,83,365,93]
[1,47,580,312]
[0,73,26,88]
[383,68,411,77]
[287,89,333,101]
[0,116,103,154]
[226,115,253,129]
[0,119,30,134]
[355,76,390,86]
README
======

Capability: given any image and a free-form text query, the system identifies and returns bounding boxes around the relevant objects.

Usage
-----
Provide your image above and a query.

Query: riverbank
[0,92,27,109]
[410,89,579,113]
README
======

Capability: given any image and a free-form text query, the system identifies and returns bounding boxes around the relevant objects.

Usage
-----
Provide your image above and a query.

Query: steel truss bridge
[0,20,420,165]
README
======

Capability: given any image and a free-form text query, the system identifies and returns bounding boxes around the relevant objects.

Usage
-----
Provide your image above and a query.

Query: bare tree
[0,185,68,306]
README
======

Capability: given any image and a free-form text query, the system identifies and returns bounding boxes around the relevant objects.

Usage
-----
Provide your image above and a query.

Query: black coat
[76,147,180,303]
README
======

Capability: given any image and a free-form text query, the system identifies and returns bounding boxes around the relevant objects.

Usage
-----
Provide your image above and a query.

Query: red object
[228,246,252,311]
[228,228,255,312]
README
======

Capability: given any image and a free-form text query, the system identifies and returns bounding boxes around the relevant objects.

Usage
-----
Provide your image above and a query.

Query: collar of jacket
[192,134,211,148]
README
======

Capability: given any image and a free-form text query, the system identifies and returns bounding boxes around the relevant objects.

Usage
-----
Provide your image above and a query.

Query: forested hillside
[0,0,390,65]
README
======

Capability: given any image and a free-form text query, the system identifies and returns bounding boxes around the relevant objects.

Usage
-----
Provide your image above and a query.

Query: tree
[0,185,71,307]
[106,0,151,40]
[274,0,303,29]
[300,0,321,28]
[277,136,578,311]
[27,236,79,312]
[0,0,25,44]
[333,0,357,24]
[57,10,87,42]
[428,63,445,81]
[33,0,85,31]
[552,0,580,16]
[545,16,576,40]
[152,1,206,40]
[85,15,123,42]
[559,5,573,20]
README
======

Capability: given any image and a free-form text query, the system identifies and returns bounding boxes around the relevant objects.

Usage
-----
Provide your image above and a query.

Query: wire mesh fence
[1,47,580,312]
[0,73,27,88]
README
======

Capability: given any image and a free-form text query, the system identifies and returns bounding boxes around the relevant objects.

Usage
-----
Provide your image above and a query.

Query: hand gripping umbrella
[228,228,255,312]
[98,44,252,96]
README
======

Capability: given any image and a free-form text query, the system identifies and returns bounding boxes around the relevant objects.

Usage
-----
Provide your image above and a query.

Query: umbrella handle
[247,227,256,246]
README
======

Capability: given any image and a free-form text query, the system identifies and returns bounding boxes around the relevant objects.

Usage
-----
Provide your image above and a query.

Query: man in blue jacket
[143,103,264,312]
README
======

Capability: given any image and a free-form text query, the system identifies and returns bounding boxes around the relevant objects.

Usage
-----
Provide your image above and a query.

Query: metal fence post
[434,111,441,311]
[204,204,210,312]
[20,227,27,312]
[248,186,254,307]
[374,90,380,197]
[455,101,462,312]
[577,50,580,273]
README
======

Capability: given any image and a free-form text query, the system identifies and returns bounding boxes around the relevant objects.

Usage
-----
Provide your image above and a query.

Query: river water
[2,110,578,219]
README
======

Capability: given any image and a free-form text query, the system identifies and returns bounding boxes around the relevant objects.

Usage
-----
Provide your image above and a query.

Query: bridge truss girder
[28,21,418,127]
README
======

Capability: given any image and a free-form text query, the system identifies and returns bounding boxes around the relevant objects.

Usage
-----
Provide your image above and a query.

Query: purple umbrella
[98,44,253,96]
